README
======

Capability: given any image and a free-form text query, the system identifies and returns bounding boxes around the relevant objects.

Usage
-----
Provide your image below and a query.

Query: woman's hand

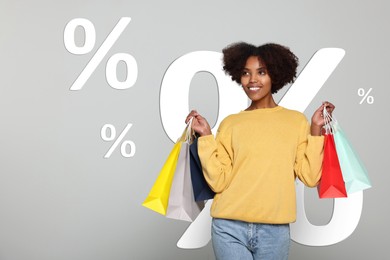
[311,101,335,136]
[185,110,212,136]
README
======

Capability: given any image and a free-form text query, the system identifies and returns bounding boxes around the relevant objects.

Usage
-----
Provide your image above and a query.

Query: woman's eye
[242,71,249,76]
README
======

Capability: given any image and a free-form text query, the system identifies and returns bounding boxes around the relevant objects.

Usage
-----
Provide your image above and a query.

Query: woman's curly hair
[222,42,299,94]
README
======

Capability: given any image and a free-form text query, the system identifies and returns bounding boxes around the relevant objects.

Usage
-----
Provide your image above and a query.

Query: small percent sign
[101,124,136,158]
[358,87,374,104]
[64,17,137,90]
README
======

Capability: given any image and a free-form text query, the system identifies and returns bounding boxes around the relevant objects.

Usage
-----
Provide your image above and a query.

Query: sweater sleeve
[197,128,233,193]
[294,120,325,187]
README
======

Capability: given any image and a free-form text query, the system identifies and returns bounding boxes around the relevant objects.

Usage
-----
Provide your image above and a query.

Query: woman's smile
[248,86,261,91]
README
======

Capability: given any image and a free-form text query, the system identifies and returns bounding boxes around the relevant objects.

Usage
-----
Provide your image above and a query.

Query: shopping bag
[332,118,372,194]
[189,136,215,201]
[318,133,348,198]
[166,140,205,222]
[142,123,190,215]
[317,108,348,198]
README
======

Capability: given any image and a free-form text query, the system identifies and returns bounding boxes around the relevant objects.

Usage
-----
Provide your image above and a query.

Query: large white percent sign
[160,49,364,248]
[64,17,137,90]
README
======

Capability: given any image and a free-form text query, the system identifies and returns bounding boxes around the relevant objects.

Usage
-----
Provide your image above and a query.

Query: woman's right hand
[185,110,212,137]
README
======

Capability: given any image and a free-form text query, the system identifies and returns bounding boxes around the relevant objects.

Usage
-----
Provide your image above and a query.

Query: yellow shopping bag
[142,121,193,215]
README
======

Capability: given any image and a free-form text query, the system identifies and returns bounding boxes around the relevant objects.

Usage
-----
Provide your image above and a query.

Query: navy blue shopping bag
[189,136,215,201]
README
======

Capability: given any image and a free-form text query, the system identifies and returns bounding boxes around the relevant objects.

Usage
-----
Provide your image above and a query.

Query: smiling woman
[185,42,335,260]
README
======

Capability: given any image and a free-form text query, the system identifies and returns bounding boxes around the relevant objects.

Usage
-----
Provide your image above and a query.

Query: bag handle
[178,117,194,143]
[322,106,339,134]
[185,117,194,143]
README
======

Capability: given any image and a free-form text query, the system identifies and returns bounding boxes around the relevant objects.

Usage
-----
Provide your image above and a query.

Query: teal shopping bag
[332,119,372,194]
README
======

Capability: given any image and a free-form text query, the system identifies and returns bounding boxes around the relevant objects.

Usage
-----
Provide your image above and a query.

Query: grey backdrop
[0,0,388,259]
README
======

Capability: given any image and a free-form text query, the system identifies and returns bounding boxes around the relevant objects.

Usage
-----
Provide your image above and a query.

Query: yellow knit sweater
[198,106,324,224]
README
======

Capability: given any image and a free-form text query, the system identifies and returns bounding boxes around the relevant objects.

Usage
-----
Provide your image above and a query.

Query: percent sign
[101,124,136,158]
[358,87,374,104]
[64,17,137,90]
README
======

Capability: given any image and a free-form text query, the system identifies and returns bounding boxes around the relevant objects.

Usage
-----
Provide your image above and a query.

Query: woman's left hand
[311,101,335,135]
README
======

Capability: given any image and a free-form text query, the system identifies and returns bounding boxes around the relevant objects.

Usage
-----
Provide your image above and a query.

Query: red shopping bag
[317,133,348,198]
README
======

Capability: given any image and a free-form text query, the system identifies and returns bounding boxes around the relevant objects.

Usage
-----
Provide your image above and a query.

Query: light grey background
[0,0,388,259]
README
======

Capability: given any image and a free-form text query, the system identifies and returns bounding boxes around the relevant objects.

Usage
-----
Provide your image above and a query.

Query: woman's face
[240,56,272,102]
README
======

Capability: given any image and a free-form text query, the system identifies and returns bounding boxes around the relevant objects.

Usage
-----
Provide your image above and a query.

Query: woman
[186,42,334,260]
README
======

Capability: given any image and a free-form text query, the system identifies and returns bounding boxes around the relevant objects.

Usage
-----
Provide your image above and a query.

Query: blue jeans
[211,218,290,260]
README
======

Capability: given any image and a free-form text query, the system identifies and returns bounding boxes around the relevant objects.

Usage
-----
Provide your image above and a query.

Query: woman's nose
[250,75,258,83]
